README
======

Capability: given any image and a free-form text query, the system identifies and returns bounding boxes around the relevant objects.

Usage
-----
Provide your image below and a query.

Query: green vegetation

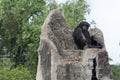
[0,0,119,80]
[111,65,120,80]
[0,58,33,80]
[61,0,89,28]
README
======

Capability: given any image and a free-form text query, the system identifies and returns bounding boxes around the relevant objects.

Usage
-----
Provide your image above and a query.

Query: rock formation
[36,9,114,80]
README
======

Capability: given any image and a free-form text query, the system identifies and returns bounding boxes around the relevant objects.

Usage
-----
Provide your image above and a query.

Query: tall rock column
[36,9,114,80]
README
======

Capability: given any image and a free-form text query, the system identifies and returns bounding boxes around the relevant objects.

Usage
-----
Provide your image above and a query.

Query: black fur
[73,21,102,49]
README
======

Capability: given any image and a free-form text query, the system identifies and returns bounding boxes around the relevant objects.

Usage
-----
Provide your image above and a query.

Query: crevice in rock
[91,58,98,80]
[65,64,70,80]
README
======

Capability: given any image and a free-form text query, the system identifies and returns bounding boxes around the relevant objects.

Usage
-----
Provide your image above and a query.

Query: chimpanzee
[73,21,102,49]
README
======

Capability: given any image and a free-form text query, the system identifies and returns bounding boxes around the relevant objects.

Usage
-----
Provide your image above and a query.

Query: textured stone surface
[36,9,114,80]
[89,28,106,49]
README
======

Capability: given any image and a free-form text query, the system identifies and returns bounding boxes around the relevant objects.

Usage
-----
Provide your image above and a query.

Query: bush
[111,65,120,80]
[0,58,33,80]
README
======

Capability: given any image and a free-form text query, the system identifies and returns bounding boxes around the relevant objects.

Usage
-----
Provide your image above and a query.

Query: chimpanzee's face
[79,21,90,31]
[82,26,88,31]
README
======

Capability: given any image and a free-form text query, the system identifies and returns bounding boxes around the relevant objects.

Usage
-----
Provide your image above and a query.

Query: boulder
[36,9,114,80]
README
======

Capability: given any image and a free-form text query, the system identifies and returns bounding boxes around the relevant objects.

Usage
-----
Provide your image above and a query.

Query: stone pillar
[36,9,114,80]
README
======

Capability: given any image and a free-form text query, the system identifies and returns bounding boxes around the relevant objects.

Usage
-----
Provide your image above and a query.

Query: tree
[0,0,46,76]
[60,0,89,29]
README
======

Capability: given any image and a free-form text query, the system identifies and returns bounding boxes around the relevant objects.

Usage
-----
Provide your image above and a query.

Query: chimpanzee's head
[78,21,90,30]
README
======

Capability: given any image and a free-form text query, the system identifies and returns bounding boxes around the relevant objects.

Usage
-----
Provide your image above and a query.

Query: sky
[55,0,120,64]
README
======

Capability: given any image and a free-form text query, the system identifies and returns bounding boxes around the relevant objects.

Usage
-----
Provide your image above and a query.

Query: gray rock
[36,9,114,80]
[89,28,106,49]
